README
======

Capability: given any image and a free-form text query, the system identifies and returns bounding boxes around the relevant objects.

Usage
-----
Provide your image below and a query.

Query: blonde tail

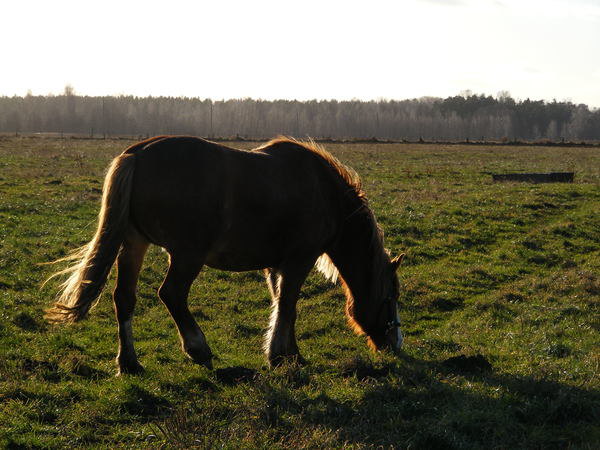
[45,153,136,323]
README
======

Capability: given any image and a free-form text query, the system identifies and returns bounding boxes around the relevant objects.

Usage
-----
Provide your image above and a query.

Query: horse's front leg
[264,268,280,299]
[264,260,314,367]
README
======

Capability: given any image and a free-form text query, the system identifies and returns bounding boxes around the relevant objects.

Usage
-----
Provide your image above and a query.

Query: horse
[45,136,404,374]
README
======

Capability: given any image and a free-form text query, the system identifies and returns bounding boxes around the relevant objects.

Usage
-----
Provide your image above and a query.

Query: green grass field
[1,136,599,448]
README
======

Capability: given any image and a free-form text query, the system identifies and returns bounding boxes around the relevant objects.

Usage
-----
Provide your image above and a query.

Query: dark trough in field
[492,172,575,183]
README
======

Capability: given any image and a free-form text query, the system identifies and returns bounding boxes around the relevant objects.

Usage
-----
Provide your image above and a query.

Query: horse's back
[129,137,342,270]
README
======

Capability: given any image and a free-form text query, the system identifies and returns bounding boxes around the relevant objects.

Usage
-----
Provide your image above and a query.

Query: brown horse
[46,136,404,374]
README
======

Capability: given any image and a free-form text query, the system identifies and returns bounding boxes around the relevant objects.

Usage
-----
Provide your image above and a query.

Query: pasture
[0,136,599,448]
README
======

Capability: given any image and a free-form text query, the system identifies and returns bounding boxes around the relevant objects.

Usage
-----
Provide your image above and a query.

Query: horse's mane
[259,137,366,202]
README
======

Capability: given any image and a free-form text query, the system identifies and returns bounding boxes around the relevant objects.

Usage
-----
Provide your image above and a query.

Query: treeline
[1,91,599,141]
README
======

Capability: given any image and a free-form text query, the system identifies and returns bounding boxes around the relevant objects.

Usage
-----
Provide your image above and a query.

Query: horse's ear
[391,253,405,271]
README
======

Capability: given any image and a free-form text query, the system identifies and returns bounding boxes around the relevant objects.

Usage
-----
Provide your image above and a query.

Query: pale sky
[2,0,599,107]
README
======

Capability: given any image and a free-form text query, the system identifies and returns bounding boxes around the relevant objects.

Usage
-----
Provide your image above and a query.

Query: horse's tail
[45,152,136,323]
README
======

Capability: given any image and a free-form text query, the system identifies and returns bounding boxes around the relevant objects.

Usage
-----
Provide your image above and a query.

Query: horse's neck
[328,213,380,310]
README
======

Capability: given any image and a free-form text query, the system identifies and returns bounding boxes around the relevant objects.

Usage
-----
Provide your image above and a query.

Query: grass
[0,136,599,448]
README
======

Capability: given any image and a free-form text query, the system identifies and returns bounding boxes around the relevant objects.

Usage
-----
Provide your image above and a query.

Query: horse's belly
[204,254,272,271]
[204,244,281,271]
[203,219,323,271]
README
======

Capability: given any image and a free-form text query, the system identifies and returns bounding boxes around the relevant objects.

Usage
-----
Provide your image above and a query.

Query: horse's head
[365,253,404,353]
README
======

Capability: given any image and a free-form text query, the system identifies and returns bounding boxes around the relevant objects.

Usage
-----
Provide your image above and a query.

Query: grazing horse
[46,136,404,374]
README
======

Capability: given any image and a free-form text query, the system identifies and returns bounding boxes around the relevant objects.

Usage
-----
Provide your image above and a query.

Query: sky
[2,0,599,107]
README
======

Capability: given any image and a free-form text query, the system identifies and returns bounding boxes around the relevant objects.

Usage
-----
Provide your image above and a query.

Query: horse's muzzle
[386,326,403,353]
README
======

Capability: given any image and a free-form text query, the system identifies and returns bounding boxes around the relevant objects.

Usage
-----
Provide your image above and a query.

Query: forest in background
[1,89,599,141]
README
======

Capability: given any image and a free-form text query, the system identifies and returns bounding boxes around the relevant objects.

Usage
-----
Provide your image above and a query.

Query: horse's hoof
[186,346,214,369]
[296,355,308,366]
[117,362,145,376]
[195,357,213,370]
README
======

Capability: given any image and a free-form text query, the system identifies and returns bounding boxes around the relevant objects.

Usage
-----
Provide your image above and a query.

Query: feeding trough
[492,172,574,183]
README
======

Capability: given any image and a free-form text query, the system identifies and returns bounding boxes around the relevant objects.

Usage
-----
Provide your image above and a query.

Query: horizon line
[1,91,596,108]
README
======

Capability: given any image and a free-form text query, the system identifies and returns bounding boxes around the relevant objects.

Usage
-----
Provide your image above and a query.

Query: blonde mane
[260,137,366,201]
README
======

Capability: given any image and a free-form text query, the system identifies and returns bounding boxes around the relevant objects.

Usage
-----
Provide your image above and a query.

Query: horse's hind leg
[113,227,149,375]
[264,259,314,367]
[158,251,213,369]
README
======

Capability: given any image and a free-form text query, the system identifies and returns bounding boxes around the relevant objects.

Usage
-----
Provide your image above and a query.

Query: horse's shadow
[247,353,599,448]
[145,350,598,448]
